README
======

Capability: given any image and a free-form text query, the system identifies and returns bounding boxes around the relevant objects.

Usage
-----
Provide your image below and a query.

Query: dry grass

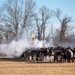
[0,58,75,75]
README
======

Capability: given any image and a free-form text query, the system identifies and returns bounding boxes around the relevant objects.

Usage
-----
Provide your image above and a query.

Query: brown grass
[0,58,75,75]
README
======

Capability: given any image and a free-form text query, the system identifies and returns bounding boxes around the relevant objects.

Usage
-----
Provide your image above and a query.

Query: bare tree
[3,0,36,40]
[34,14,42,40]
[0,7,5,23]
[3,0,22,40]
[22,0,36,26]
[54,8,73,42]
[34,6,54,40]
[39,6,54,40]
[0,7,6,43]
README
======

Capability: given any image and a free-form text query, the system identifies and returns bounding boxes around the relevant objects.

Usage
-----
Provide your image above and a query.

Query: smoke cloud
[0,36,75,58]
[0,37,54,57]
[0,39,31,57]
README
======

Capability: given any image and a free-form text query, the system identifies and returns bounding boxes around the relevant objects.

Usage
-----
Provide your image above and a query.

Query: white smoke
[0,36,54,57]
[44,39,54,47]
[0,39,31,57]
[34,39,44,48]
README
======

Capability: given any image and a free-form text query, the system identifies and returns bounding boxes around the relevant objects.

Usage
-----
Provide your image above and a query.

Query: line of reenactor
[20,46,75,63]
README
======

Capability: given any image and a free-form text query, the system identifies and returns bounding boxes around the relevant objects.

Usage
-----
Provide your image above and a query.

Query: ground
[0,57,75,75]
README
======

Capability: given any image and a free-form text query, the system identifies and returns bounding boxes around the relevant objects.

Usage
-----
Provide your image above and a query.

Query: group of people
[20,46,75,63]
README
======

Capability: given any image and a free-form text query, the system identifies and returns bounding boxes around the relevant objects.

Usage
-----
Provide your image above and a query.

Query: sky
[36,0,75,24]
[0,0,75,25]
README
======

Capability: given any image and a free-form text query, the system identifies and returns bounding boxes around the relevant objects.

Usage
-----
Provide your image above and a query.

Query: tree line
[0,0,75,44]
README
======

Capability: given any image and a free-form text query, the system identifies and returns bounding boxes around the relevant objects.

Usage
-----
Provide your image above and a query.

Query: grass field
[0,58,75,75]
